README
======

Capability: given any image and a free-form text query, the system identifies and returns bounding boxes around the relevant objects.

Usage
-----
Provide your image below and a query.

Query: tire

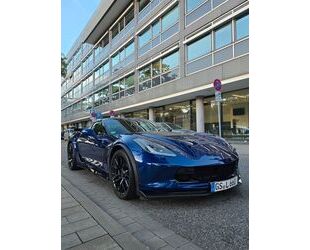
[110,149,137,200]
[67,143,80,170]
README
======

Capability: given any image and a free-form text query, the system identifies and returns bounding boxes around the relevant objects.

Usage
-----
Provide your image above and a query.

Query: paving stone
[118,217,135,226]
[62,217,69,225]
[144,236,167,249]
[62,200,80,209]
[114,232,149,250]
[62,205,84,217]
[133,230,156,242]
[177,242,202,250]
[66,211,91,223]
[162,234,189,248]
[62,217,97,236]
[77,224,107,242]
[61,233,81,249]
[111,212,128,220]
[125,222,144,233]
[70,235,120,250]
[152,227,175,239]
[159,245,175,250]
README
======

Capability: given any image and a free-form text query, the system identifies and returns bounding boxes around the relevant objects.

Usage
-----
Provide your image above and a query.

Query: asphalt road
[61,141,248,249]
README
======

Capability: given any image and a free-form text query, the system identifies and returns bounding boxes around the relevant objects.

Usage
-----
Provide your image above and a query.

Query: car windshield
[132,119,158,132]
[166,122,182,130]
[103,119,147,136]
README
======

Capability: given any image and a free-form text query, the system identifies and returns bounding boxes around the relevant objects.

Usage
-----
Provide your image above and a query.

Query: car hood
[133,131,238,161]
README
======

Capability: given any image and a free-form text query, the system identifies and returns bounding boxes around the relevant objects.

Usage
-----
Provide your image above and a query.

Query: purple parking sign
[213,79,222,92]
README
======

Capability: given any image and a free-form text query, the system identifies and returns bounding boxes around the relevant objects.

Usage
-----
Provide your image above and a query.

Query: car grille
[175,162,238,182]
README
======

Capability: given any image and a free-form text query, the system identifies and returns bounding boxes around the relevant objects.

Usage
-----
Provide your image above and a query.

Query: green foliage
[61,53,67,78]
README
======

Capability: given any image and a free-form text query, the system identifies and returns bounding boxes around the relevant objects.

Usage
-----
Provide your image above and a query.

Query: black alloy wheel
[67,143,80,170]
[110,150,137,200]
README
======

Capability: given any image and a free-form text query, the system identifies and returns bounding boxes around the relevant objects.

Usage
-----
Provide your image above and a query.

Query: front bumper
[136,158,241,198]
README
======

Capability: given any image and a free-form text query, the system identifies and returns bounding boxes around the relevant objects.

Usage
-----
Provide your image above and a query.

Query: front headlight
[134,138,176,157]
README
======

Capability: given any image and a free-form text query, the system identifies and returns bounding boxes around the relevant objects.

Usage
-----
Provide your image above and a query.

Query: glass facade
[154,101,196,130]
[204,89,249,140]
[124,109,148,119]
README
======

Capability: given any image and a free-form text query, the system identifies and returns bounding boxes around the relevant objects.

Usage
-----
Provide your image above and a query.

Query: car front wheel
[110,149,137,200]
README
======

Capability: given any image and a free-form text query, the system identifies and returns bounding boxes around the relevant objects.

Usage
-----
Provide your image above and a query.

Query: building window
[73,84,81,98]
[235,14,249,40]
[94,60,109,85]
[161,5,179,31]
[111,6,134,39]
[186,0,205,13]
[139,28,151,48]
[82,75,93,94]
[214,23,232,49]
[112,73,135,101]
[187,33,211,61]
[82,96,93,111]
[139,0,150,11]
[162,51,179,73]
[154,101,194,130]
[138,4,179,57]
[204,89,249,140]
[139,49,179,91]
[111,40,135,72]
[73,66,82,82]
[94,87,109,107]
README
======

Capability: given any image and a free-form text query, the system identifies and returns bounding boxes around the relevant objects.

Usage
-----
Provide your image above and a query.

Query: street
[61,141,248,249]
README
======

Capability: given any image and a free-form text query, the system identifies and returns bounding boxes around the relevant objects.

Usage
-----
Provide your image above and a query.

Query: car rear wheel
[110,150,137,200]
[67,143,80,170]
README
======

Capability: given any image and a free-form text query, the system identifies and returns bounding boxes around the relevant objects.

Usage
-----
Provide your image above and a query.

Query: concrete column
[196,96,205,132]
[148,108,155,122]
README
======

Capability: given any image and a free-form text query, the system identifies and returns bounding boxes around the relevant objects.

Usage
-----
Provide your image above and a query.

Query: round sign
[213,79,222,91]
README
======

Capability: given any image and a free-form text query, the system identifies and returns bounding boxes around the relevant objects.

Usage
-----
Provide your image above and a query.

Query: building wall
[61,0,249,136]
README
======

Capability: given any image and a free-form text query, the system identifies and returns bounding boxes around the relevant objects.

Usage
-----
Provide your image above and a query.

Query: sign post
[213,79,222,137]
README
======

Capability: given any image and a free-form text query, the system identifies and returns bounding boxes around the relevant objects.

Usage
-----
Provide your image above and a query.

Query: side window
[93,123,106,136]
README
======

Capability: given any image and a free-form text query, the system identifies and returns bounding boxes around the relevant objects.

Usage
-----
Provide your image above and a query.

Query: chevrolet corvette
[67,118,241,199]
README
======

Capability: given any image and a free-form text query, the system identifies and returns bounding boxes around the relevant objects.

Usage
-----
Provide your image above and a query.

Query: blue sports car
[67,118,241,199]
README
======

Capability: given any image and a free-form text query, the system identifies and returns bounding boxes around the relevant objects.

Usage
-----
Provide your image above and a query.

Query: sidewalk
[61,176,202,250]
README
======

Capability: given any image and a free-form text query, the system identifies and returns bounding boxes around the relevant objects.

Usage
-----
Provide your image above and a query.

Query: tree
[61,53,67,78]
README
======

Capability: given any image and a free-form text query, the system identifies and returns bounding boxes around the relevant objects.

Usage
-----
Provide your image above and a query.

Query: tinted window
[162,51,179,72]
[215,23,232,49]
[104,119,144,136]
[186,0,205,13]
[236,14,249,40]
[162,6,179,31]
[93,123,106,135]
[187,33,211,61]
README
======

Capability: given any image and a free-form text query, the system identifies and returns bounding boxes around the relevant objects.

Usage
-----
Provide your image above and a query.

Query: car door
[76,128,97,163]
[92,122,113,173]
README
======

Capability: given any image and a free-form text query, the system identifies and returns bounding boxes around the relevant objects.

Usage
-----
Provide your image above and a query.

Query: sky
[61,0,101,56]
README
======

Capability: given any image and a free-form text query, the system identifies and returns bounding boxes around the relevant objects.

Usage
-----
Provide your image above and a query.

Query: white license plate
[210,176,238,192]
